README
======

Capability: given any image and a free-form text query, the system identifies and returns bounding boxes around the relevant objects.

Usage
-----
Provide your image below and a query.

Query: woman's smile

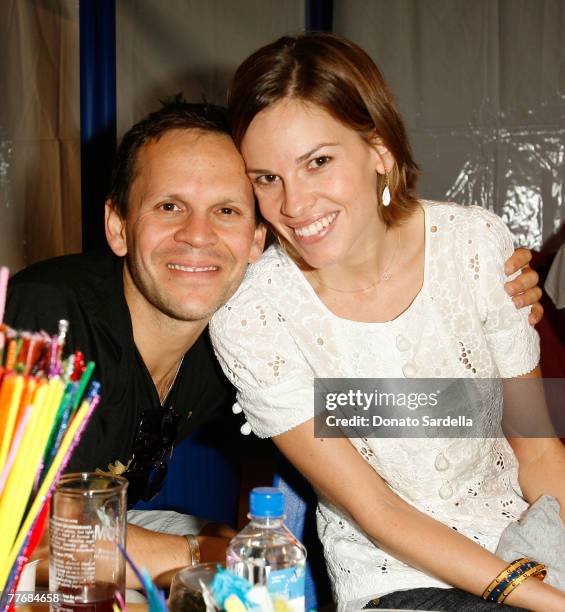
[292,211,339,239]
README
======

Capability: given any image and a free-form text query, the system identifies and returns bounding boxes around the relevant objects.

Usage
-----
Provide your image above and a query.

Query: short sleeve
[209,280,315,439]
[470,207,540,377]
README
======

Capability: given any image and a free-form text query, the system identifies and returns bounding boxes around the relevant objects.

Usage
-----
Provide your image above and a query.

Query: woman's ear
[105,200,128,257]
[368,133,395,175]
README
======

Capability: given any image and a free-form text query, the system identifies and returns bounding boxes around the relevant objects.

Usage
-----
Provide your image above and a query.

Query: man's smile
[167,263,220,273]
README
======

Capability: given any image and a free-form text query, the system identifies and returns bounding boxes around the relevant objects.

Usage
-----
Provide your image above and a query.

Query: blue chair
[134,425,240,526]
[273,460,332,611]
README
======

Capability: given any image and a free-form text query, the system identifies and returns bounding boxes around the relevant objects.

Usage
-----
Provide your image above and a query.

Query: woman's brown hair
[228,32,420,227]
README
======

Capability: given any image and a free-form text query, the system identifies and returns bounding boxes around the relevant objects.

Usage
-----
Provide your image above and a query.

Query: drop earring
[382,174,391,207]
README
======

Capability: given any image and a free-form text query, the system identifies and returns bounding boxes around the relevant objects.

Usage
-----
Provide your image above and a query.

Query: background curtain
[1,1,564,274]
[334,0,565,250]
[0,0,80,273]
[116,0,306,138]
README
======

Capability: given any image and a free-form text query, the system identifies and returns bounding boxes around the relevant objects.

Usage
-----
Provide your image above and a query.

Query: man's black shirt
[5,251,235,491]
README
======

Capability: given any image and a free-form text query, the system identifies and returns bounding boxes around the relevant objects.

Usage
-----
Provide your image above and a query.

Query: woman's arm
[274,419,565,611]
[505,367,565,522]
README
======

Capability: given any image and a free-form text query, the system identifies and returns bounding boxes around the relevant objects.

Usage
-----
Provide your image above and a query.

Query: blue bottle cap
[249,487,285,518]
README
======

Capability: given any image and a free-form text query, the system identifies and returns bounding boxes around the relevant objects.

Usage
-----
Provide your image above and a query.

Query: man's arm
[504,247,543,324]
[126,524,233,588]
[33,522,234,588]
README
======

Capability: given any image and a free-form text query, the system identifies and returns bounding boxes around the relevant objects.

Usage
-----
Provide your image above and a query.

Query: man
[5,98,540,584]
[5,100,265,583]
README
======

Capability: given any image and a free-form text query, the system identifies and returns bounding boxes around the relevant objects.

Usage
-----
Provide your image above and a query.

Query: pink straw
[113,589,126,611]
[0,266,9,324]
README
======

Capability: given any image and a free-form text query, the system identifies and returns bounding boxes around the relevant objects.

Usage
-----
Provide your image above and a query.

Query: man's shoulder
[5,250,126,339]
[9,250,121,294]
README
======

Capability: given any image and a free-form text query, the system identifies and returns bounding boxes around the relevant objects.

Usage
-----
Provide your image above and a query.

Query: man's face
[108,129,264,323]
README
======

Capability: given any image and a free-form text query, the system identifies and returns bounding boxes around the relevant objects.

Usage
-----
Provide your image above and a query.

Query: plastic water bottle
[226,487,307,611]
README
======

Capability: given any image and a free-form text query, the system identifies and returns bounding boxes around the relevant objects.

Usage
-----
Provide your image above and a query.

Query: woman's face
[241,99,389,270]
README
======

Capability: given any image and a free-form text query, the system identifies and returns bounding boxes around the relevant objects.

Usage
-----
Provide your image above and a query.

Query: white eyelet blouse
[210,201,540,608]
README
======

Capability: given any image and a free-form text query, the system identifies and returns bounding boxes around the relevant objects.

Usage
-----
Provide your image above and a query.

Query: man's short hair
[108,95,231,219]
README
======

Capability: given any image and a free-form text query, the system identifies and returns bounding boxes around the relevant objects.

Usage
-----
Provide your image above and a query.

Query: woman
[210,34,565,610]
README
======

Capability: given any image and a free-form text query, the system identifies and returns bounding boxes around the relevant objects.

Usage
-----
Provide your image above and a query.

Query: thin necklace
[314,230,401,294]
[159,355,184,406]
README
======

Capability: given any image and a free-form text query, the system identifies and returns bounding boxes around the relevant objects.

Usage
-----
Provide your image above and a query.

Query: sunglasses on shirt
[125,405,181,505]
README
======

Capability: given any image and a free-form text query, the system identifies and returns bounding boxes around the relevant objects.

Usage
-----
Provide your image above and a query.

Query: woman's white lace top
[210,202,540,607]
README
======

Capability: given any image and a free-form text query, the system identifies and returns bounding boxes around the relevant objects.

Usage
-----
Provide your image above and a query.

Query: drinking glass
[168,562,223,612]
[49,473,127,611]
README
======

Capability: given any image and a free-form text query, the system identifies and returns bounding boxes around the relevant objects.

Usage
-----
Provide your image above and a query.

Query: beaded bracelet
[482,558,530,601]
[497,563,547,604]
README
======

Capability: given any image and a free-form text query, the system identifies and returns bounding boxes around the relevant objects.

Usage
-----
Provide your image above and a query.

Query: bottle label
[267,566,305,611]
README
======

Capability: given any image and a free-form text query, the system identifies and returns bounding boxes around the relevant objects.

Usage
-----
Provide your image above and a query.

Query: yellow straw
[0,398,93,587]
[0,378,63,565]
[0,383,45,564]
[0,381,47,508]
[0,375,25,471]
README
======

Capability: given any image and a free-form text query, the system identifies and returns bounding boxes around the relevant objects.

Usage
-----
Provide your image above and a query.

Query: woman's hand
[504,247,543,325]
